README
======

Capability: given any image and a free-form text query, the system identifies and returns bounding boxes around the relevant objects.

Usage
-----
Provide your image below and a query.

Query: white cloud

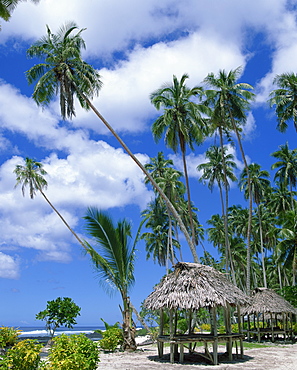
[0,252,20,279]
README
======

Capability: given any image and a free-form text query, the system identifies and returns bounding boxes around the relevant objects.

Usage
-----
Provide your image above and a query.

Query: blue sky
[0,0,297,327]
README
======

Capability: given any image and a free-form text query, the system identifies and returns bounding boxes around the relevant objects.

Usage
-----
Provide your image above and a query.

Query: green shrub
[177,318,188,334]
[0,339,43,370]
[293,323,297,335]
[99,327,123,352]
[0,326,22,348]
[200,323,211,332]
[136,328,147,336]
[46,334,99,370]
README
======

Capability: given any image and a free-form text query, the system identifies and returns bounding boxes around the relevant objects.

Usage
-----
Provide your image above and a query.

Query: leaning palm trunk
[36,181,87,250]
[77,90,199,263]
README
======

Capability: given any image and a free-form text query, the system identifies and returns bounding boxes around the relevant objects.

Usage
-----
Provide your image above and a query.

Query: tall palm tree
[239,163,270,287]
[268,72,297,132]
[83,208,137,351]
[14,157,86,249]
[277,210,297,286]
[203,67,255,294]
[266,182,297,215]
[141,198,179,268]
[143,152,185,268]
[197,145,237,280]
[0,0,39,21]
[150,74,210,260]
[26,22,196,263]
[271,142,297,207]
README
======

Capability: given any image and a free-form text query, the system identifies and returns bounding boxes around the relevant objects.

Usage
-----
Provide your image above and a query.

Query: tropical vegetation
[6,16,297,354]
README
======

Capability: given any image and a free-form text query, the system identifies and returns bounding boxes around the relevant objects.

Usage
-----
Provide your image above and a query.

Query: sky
[0,0,297,328]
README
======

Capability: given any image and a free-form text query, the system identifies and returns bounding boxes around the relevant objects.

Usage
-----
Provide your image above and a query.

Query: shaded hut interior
[241,287,297,343]
[144,262,250,365]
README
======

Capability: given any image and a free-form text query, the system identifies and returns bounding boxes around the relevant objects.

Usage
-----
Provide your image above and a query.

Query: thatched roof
[241,287,297,316]
[144,262,250,310]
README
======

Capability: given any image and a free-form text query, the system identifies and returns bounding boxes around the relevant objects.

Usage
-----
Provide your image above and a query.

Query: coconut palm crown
[26,21,102,120]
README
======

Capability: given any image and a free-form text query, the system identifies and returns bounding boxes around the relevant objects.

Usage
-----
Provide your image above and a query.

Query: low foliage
[99,327,123,352]
[45,334,99,370]
[0,339,43,370]
[0,326,22,348]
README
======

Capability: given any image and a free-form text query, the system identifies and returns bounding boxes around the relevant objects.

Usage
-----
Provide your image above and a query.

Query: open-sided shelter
[144,262,250,365]
[241,287,297,342]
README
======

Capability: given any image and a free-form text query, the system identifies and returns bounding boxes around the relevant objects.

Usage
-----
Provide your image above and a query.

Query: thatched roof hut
[144,262,250,310]
[241,287,297,316]
[144,262,250,365]
[241,287,296,343]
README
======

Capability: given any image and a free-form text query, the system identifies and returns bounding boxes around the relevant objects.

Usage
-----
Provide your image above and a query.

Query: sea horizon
[16,325,105,338]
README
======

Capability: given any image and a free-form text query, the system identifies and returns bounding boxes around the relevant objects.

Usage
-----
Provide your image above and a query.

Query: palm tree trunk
[78,91,199,262]
[181,146,197,253]
[257,208,267,288]
[230,116,252,295]
[121,296,137,351]
[37,184,86,250]
[218,127,236,284]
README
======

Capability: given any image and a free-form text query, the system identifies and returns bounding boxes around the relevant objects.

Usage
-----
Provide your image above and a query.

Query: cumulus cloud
[0,0,296,277]
[0,252,20,279]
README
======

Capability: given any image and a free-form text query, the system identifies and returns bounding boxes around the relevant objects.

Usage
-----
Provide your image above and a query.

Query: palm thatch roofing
[241,287,297,316]
[144,262,250,310]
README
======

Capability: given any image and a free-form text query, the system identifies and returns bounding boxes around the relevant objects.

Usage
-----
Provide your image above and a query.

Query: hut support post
[224,303,233,361]
[247,315,251,341]
[169,309,175,364]
[271,313,274,342]
[210,306,218,366]
[158,308,164,358]
[257,314,260,342]
[188,309,193,353]
[237,305,244,359]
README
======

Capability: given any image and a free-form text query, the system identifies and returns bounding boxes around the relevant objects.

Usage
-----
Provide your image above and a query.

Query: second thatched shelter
[144,262,250,365]
[241,287,296,342]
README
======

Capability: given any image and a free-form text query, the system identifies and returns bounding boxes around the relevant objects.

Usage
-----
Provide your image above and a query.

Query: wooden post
[158,308,164,358]
[225,303,233,361]
[169,309,174,364]
[237,305,244,359]
[210,306,218,365]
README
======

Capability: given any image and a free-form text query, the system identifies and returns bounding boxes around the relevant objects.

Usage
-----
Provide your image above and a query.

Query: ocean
[17,326,104,340]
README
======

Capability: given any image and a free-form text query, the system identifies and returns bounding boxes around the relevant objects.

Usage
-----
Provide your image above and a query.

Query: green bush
[200,323,211,332]
[99,327,123,352]
[0,326,22,348]
[0,339,43,370]
[177,318,188,334]
[46,334,99,370]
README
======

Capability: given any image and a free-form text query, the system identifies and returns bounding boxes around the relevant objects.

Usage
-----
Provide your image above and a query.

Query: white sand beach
[97,342,297,370]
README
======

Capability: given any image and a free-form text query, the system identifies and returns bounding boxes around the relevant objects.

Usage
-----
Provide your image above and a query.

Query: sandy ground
[96,341,297,370]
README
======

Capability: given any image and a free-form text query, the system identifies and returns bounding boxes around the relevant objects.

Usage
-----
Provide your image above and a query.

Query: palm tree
[271,142,297,207]
[277,210,297,285]
[141,198,179,268]
[239,163,270,287]
[203,67,255,294]
[197,145,237,280]
[143,152,185,268]
[150,74,210,260]
[0,0,39,21]
[266,182,297,215]
[26,22,196,263]
[14,157,86,249]
[83,208,137,350]
[268,72,297,132]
